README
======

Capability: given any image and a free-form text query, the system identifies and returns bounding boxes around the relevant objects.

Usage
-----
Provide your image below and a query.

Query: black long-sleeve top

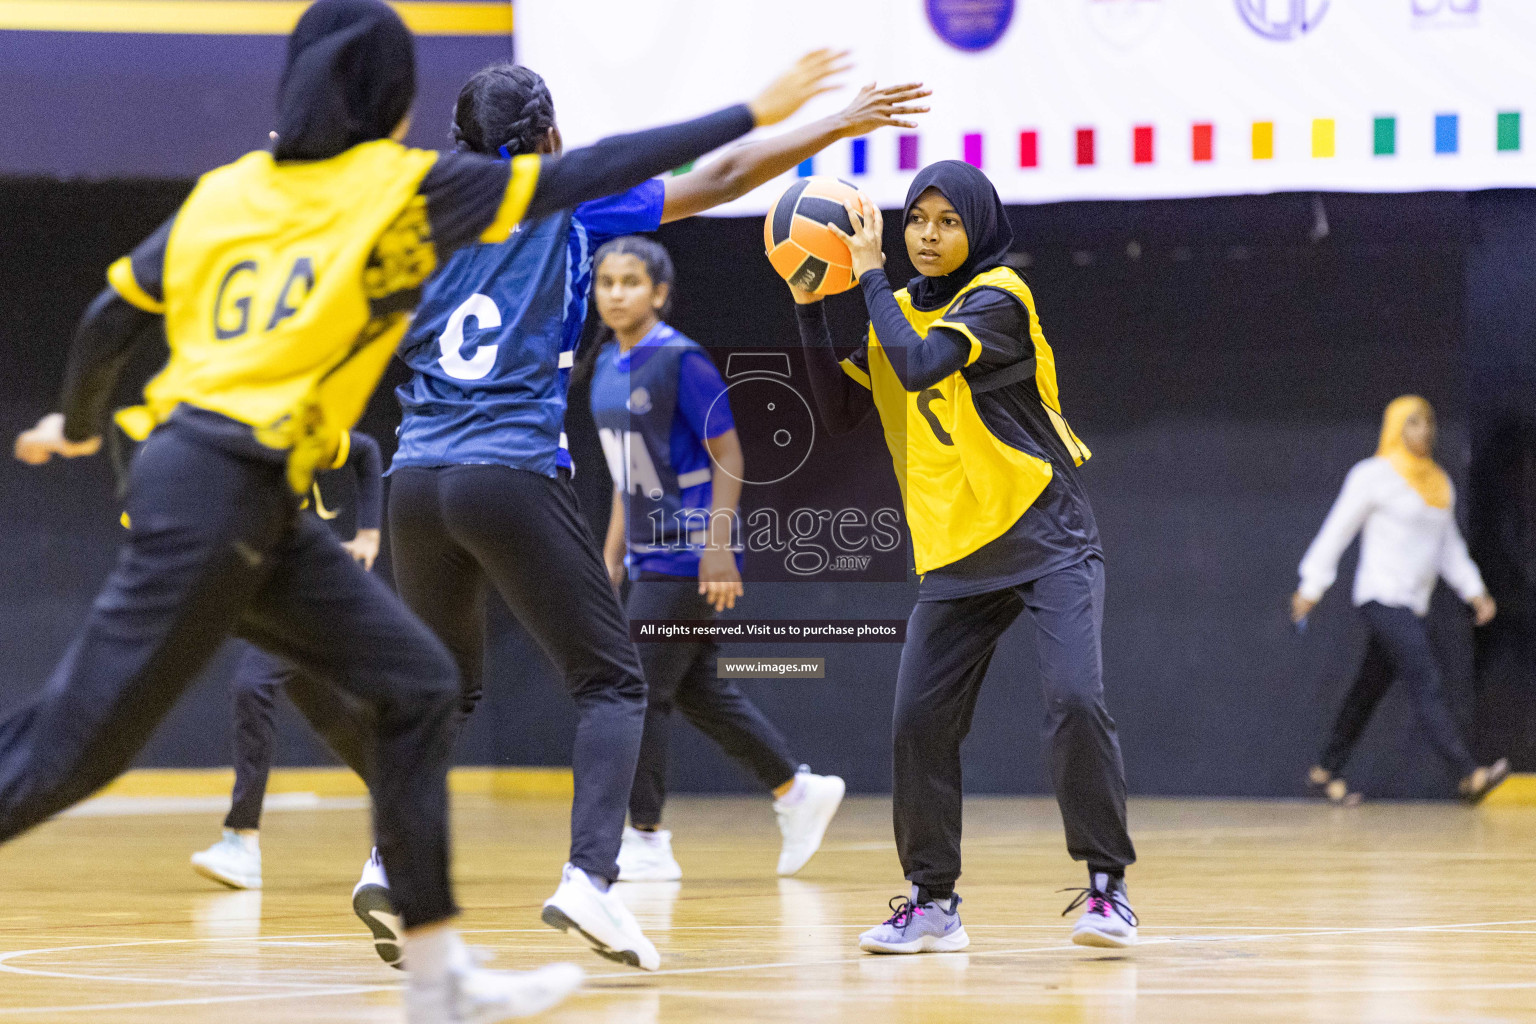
[794,269,1102,600]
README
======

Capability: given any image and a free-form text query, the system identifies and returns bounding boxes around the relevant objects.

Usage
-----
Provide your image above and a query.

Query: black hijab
[902,160,1014,311]
[273,0,416,162]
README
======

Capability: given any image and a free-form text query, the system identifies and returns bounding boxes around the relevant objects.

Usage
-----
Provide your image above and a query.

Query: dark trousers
[0,423,459,928]
[1319,601,1478,778]
[893,556,1134,891]
[224,643,372,831]
[625,573,798,826]
[388,465,646,882]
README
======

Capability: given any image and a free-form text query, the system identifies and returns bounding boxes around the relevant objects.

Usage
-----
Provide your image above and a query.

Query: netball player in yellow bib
[6,1,838,1018]
[791,161,1139,952]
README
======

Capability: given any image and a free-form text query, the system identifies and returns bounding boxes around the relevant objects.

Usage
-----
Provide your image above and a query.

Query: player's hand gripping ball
[764,176,865,296]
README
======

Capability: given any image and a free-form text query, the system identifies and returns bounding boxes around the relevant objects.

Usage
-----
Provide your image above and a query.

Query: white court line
[3,918,1535,1014]
[0,986,390,1017]
[604,977,1536,1002]
[0,936,384,990]
[576,918,1536,981]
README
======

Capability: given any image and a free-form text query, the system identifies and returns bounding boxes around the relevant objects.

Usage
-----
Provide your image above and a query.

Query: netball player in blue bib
[587,237,846,882]
[367,62,928,971]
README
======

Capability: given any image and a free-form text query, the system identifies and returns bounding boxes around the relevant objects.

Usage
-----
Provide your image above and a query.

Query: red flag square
[1133,125,1154,164]
[1192,123,1214,162]
[1019,130,1039,168]
[1076,128,1095,167]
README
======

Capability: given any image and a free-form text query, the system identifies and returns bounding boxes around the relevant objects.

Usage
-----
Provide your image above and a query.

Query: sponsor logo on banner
[1236,0,1329,41]
[1086,0,1164,49]
[1412,0,1478,27]
[926,0,1015,52]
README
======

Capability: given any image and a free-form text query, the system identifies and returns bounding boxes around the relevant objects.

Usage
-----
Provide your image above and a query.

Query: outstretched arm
[18,215,171,464]
[523,50,851,222]
[660,82,928,224]
[16,288,159,464]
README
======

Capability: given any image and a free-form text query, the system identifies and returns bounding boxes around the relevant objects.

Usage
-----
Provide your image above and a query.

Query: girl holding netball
[588,236,845,883]
[790,161,1139,952]
[1293,395,1508,804]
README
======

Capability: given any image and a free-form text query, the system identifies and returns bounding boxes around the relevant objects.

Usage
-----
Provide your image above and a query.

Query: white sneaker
[774,769,845,876]
[190,829,261,890]
[1066,873,1139,948]
[405,961,584,1023]
[541,863,660,970]
[352,848,403,969]
[616,827,683,882]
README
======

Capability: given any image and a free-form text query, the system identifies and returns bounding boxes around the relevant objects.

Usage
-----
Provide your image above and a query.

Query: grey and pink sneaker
[1064,872,1138,948]
[858,887,969,954]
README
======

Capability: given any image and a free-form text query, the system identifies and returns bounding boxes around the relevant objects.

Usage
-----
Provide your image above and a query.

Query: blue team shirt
[391,180,666,475]
[591,324,737,578]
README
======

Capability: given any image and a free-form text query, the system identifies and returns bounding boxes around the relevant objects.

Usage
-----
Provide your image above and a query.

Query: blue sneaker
[858,887,970,954]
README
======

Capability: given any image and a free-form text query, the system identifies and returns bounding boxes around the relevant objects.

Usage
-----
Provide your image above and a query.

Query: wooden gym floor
[0,793,1533,1023]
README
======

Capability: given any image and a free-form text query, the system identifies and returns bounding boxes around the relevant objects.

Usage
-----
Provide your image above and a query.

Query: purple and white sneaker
[1064,872,1138,948]
[858,887,969,954]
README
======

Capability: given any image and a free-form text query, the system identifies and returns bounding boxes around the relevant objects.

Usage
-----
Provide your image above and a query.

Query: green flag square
[1373,117,1396,156]
[1498,112,1521,152]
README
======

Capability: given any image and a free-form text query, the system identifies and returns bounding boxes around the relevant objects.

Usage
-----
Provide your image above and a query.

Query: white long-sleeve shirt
[1298,456,1486,617]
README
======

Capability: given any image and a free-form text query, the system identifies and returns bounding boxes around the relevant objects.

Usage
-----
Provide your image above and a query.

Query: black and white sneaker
[352,848,403,969]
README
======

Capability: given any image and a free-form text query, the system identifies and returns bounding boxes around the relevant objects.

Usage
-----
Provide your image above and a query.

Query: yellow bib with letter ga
[122,140,441,488]
[859,267,1090,575]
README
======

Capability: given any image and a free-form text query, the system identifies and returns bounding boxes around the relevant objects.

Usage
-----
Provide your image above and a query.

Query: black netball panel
[788,255,829,292]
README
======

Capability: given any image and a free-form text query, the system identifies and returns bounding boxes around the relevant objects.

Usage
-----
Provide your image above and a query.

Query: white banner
[516,0,1536,213]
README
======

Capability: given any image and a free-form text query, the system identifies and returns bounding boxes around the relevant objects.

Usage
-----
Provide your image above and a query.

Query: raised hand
[836,82,931,137]
[14,413,101,466]
[749,49,853,128]
[827,193,886,280]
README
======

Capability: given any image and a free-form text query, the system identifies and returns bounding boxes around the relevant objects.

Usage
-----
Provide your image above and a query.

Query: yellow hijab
[1377,395,1451,509]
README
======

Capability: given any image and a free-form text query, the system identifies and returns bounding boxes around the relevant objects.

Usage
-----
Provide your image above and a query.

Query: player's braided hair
[451,63,556,156]
[573,236,677,383]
